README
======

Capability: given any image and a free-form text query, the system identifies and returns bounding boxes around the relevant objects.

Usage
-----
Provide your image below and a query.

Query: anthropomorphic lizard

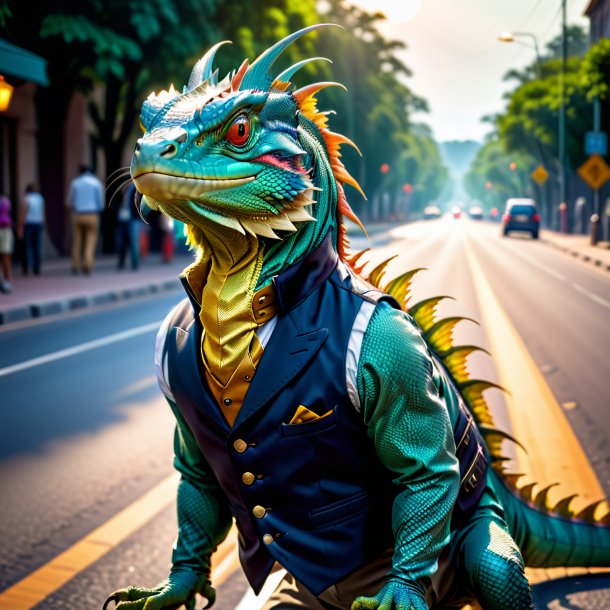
[104,24,609,610]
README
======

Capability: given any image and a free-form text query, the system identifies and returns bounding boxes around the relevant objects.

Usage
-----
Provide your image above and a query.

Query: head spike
[240,24,341,91]
[293,81,347,105]
[275,57,332,85]
[188,41,231,90]
[231,59,250,91]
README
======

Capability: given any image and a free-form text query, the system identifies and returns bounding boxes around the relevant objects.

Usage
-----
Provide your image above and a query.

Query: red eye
[226,114,250,146]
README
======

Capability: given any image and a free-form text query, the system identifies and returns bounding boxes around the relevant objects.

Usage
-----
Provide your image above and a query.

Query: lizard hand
[103,568,215,610]
[351,578,428,610]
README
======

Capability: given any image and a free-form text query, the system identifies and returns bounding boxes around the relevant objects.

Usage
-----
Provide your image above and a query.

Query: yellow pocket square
[289,405,333,425]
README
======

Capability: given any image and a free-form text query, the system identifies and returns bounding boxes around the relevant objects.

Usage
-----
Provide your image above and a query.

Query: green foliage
[304,0,445,212]
[464,138,534,210]
[2,0,448,221]
[545,24,589,60]
[581,38,610,102]
[467,30,610,208]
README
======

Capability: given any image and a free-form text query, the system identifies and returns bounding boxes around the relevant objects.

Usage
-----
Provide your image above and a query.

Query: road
[0,217,609,609]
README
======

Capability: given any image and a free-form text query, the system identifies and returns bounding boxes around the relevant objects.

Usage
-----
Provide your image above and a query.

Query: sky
[349,0,591,143]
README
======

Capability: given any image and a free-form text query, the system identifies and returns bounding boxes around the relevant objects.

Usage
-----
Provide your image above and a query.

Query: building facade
[585,0,610,42]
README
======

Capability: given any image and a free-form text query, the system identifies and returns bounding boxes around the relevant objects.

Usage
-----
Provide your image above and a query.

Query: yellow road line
[463,234,605,507]
[0,474,240,609]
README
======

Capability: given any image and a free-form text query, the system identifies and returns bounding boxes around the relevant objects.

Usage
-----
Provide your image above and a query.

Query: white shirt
[68,172,103,213]
[24,192,45,224]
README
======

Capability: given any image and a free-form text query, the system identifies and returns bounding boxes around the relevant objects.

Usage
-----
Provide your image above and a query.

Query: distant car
[452,206,461,219]
[423,205,442,220]
[502,198,540,239]
[468,205,484,220]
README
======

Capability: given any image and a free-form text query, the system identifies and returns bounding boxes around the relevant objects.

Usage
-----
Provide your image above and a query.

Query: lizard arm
[355,302,460,599]
[104,399,232,610]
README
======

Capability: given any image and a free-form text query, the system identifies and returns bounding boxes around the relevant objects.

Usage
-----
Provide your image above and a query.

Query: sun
[348,0,422,24]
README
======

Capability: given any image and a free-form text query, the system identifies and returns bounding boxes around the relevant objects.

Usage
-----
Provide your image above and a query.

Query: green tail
[358,259,610,572]
[489,467,610,568]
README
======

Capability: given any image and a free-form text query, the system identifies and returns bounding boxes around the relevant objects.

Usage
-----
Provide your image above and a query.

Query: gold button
[263,534,274,545]
[244,374,251,381]
[223,398,232,406]
[253,505,266,519]
[258,295,266,304]
[242,472,255,485]
[233,439,247,453]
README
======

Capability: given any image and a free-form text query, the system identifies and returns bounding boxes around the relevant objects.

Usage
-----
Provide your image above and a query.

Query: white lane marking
[503,244,566,281]
[233,569,287,610]
[0,321,161,378]
[571,283,610,309]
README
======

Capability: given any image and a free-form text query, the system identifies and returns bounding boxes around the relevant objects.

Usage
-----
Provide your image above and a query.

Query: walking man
[67,164,103,275]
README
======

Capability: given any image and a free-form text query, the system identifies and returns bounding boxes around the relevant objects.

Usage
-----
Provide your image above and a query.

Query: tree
[1,0,220,251]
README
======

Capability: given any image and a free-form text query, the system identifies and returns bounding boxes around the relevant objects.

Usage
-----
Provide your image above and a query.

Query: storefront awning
[0,38,48,86]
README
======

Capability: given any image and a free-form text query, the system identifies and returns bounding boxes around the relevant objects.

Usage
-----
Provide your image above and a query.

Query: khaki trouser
[71,213,99,273]
[261,549,448,610]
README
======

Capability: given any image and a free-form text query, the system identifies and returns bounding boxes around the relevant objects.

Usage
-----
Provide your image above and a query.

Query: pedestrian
[0,192,14,293]
[116,181,141,271]
[66,164,104,275]
[19,183,45,275]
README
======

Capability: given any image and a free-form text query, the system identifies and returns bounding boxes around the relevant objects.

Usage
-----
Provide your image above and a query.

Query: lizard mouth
[133,172,255,201]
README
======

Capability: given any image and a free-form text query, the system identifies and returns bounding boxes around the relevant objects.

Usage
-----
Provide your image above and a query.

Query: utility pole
[558,0,568,230]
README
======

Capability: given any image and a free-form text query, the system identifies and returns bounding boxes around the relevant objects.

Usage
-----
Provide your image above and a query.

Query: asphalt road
[1,217,609,609]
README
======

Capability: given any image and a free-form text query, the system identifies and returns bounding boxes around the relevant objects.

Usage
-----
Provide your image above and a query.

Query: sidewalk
[0,253,192,325]
[540,229,610,271]
[1,225,609,327]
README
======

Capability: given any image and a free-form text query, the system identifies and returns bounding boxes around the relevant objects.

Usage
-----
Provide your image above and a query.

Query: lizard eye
[226,114,250,147]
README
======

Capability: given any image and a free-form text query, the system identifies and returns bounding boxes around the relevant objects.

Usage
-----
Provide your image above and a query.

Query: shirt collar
[180,233,338,316]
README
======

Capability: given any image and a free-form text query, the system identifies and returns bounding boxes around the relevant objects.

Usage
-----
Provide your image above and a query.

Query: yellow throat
[185,226,275,426]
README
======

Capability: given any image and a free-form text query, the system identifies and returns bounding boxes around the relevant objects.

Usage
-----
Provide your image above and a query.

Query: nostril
[135,141,141,152]
[160,143,177,157]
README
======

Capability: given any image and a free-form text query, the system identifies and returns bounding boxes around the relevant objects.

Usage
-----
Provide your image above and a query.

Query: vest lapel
[233,313,329,430]
[171,324,231,434]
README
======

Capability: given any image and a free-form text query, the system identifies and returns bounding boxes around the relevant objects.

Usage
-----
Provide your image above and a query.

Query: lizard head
[131,24,364,265]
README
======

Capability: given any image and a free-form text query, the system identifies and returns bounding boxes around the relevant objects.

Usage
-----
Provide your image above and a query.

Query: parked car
[423,205,442,220]
[468,205,484,220]
[502,198,540,238]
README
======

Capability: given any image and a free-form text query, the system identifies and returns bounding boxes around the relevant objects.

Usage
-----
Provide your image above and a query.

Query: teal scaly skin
[104,25,610,610]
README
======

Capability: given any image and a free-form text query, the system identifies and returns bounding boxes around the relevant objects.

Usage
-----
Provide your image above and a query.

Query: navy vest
[162,236,487,595]
[164,237,399,595]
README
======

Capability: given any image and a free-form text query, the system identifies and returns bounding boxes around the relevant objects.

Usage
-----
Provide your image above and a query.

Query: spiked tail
[489,467,610,568]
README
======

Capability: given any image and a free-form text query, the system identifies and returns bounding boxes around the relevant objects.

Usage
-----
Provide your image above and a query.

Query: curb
[0,278,180,326]
[541,238,610,273]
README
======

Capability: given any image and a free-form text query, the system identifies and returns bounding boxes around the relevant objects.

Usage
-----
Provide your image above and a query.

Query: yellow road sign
[577,154,610,190]
[531,164,549,185]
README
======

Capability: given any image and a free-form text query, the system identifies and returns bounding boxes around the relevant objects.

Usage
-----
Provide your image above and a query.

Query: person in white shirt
[19,183,45,275]
[66,164,104,275]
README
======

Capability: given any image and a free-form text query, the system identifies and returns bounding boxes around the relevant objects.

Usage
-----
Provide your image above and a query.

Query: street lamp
[497,31,542,78]
[0,76,14,112]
